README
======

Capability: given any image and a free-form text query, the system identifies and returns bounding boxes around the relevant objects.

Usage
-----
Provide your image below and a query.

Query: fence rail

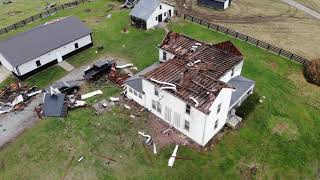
[183,14,309,65]
[0,0,89,36]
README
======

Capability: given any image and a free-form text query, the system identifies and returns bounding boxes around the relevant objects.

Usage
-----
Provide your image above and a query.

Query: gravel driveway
[0,57,129,148]
[280,0,320,20]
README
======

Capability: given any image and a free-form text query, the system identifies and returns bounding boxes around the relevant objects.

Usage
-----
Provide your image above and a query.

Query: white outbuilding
[130,0,174,29]
[0,16,93,79]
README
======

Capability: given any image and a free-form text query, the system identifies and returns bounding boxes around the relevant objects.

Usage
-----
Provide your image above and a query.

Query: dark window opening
[155,86,159,96]
[217,103,222,114]
[163,51,167,60]
[185,120,190,131]
[231,68,234,77]
[75,43,79,49]
[160,5,162,9]
[36,60,41,67]
[214,120,218,130]
[186,104,191,115]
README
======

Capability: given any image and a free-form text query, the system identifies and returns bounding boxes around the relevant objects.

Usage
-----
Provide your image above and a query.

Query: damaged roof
[144,59,232,114]
[129,0,160,20]
[160,32,243,79]
[0,16,91,67]
[42,93,67,117]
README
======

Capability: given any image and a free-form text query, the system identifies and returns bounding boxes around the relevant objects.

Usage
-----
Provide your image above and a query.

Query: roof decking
[160,32,243,79]
[0,16,91,67]
[144,59,232,114]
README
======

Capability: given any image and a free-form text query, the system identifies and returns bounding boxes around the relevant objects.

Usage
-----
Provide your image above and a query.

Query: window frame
[186,104,191,115]
[154,86,159,96]
[214,119,219,130]
[217,103,222,114]
[184,120,190,131]
[36,60,41,67]
[163,51,167,60]
[74,43,79,49]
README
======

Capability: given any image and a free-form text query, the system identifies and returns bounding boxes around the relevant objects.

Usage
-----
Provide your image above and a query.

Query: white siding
[142,79,210,145]
[224,0,230,9]
[219,61,243,83]
[17,34,92,76]
[159,49,175,62]
[126,86,145,106]
[146,3,175,29]
[202,88,233,145]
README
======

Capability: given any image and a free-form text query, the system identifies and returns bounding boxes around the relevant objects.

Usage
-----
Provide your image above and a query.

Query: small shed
[129,0,174,29]
[0,16,93,79]
[197,0,231,10]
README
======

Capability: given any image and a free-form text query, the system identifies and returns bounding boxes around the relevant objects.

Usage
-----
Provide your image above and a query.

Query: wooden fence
[0,0,89,36]
[183,14,309,65]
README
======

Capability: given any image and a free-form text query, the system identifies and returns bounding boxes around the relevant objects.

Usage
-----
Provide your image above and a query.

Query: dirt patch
[84,8,92,13]
[7,11,22,16]
[267,61,278,71]
[272,121,298,140]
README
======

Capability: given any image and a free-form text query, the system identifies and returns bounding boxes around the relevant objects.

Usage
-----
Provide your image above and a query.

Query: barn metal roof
[129,0,160,20]
[0,16,91,67]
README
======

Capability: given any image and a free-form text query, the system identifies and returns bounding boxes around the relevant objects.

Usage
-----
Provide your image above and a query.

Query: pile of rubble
[0,82,41,114]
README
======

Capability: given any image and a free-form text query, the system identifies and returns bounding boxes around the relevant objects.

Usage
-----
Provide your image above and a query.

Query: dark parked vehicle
[84,60,115,81]
[48,81,80,95]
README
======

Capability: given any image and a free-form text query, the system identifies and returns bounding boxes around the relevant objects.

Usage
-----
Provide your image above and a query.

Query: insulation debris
[81,90,103,100]
[138,131,152,145]
[109,97,120,102]
[116,63,133,69]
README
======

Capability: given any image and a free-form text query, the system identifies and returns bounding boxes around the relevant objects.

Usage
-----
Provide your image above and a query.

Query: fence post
[217,26,220,31]
[246,36,249,42]
[256,40,259,46]
[279,49,282,55]
[290,54,293,60]
[183,14,185,19]
[199,19,202,25]
[191,17,194,22]
[267,44,270,51]
[235,32,238,38]
[207,23,210,28]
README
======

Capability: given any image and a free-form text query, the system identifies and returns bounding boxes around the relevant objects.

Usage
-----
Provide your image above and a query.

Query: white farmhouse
[125,32,255,146]
[0,16,93,79]
[129,0,174,29]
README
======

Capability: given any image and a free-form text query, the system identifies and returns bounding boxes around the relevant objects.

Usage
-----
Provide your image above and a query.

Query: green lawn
[0,0,319,179]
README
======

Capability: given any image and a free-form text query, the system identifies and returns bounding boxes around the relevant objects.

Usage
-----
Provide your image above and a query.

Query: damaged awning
[227,75,255,110]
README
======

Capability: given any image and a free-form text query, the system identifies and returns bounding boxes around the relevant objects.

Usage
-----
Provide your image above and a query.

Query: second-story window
[217,103,222,114]
[154,86,159,96]
[231,68,234,77]
[186,104,191,115]
[163,51,167,60]
[214,119,219,130]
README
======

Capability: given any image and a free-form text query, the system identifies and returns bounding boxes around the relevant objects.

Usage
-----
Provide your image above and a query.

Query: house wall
[126,86,145,106]
[146,3,175,29]
[224,0,230,9]
[159,49,175,62]
[219,61,243,83]
[16,34,92,76]
[142,79,210,145]
[202,88,233,145]
[0,53,14,72]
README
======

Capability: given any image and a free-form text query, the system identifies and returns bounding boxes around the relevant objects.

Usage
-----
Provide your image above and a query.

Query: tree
[303,58,320,86]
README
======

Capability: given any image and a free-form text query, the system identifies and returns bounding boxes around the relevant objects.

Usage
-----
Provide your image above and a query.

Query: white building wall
[17,34,92,76]
[159,49,175,62]
[142,79,209,145]
[126,86,145,106]
[219,61,243,83]
[202,88,233,145]
[146,3,175,29]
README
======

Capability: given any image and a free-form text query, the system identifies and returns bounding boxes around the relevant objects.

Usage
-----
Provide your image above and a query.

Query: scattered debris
[92,100,115,114]
[3,0,12,5]
[116,63,133,69]
[42,92,68,117]
[107,14,112,18]
[259,99,263,103]
[47,81,80,95]
[124,104,131,110]
[78,156,84,162]
[45,2,56,10]
[168,145,179,167]
[81,90,103,100]
[162,128,173,135]
[108,65,130,86]
[130,114,136,119]
[69,100,86,108]
[120,0,138,8]
[109,97,120,102]
[138,131,152,145]
[153,143,157,154]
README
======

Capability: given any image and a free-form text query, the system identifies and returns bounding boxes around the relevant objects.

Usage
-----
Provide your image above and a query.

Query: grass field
[0,0,319,179]
[295,0,320,13]
[168,0,320,60]
[0,0,72,27]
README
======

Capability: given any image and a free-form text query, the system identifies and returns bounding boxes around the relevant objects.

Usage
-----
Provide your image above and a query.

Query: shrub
[303,58,320,86]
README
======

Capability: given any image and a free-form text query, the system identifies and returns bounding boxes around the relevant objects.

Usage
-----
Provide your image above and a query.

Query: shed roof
[129,0,160,20]
[228,75,255,109]
[0,16,91,67]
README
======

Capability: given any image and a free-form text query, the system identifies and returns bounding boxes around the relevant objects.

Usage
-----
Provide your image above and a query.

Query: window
[160,5,162,9]
[231,68,234,77]
[152,100,157,110]
[156,16,158,21]
[186,104,191,115]
[129,88,133,93]
[217,103,222,114]
[36,60,41,67]
[154,86,159,96]
[164,12,167,17]
[152,100,162,113]
[214,119,219,130]
[74,43,79,49]
[184,120,190,131]
[157,101,162,113]
[163,51,167,60]
[139,93,142,99]
[134,90,137,96]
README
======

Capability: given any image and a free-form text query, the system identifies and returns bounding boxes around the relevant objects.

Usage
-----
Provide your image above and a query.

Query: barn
[197,0,231,10]
[0,16,93,79]
[129,0,174,29]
